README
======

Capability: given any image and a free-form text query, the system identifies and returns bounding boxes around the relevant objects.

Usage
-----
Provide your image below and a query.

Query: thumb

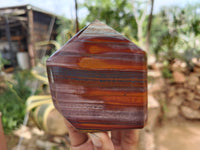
[89,132,114,150]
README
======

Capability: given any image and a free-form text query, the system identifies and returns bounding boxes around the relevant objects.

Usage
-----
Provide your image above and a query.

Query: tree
[127,0,155,52]
[146,0,154,52]
[131,0,150,49]
[56,17,76,45]
[83,0,138,41]
[152,3,200,70]
[83,0,156,51]
[74,0,79,32]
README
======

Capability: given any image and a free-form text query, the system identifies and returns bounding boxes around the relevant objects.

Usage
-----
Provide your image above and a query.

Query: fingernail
[89,133,102,147]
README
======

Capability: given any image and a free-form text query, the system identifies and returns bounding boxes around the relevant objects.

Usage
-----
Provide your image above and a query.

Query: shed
[0,4,58,69]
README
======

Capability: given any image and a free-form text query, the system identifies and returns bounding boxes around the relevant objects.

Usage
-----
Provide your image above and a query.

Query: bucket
[33,103,68,135]
[17,52,30,69]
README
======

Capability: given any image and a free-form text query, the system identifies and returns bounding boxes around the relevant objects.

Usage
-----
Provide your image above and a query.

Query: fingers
[70,138,94,150]
[64,119,88,147]
[121,129,139,150]
[111,130,121,150]
[89,132,114,150]
[111,129,139,150]
[65,118,139,150]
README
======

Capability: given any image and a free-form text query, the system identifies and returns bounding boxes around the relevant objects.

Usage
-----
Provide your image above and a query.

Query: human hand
[65,120,139,150]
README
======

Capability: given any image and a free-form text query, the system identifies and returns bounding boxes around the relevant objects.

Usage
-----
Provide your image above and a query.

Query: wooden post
[0,112,7,150]
[27,6,35,67]
[5,16,15,66]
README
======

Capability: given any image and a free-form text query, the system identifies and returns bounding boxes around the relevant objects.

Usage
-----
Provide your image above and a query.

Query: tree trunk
[75,0,79,33]
[132,0,149,50]
[138,23,143,48]
[146,0,154,53]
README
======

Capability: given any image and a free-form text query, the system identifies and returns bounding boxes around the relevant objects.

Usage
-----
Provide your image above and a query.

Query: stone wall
[151,61,200,120]
[138,61,200,150]
[168,71,200,120]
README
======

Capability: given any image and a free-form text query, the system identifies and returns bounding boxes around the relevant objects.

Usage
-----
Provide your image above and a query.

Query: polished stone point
[46,20,147,132]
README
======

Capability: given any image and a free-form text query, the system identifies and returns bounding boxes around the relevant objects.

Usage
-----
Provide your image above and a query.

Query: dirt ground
[5,118,200,150]
[154,119,200,150]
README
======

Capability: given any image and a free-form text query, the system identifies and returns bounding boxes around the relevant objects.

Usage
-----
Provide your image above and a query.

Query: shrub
[0,70,34,134]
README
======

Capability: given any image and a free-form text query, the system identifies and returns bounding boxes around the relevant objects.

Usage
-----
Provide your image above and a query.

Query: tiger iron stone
[46,20,147,132]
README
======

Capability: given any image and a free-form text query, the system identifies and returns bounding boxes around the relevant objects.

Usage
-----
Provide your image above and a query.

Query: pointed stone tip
[79,20,122,38]
[91,19,106,26]
[93,19,101,22]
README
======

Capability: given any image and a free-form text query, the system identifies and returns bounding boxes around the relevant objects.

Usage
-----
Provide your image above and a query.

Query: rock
[12,145,26,150]
[194,95,200,100]
[13,125,32,139]
[168,87,176,98]
[187,75,199,86]
[58,147,69,150]
[36,140,57,150]
[192,58,200,67]
[186,91,195,101]
[196,85,200,94]
[148,70,162,78]
[155,120,200,150]
[165,105,179,118]
[189,100,200,110]
[139,130,155,150]
[183,100,200,110]
[173,71,186,83]
[52,136,65,144]
[31,127,44,136]
[151,62,163,70]
[170,96,184,106]
[148,78,165,93]
[194,66,200,73]
[148,55,156,66]
[171,60,187,72]
[148,95,160,109]
[177,88,186,94]
[181,106,200,119]
[147,95,160,130]
[158,93,167,101]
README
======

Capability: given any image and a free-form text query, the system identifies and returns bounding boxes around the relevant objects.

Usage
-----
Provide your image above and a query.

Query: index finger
[121,129,139,150]
[64,119,88,147]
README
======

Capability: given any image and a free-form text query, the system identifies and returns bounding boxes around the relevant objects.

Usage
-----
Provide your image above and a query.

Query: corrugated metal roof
[0,4,58,17]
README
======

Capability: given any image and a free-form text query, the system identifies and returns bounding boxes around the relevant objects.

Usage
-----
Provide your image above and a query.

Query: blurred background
[0,0,200,150]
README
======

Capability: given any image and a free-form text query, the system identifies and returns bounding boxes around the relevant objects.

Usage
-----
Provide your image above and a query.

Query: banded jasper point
[46,20,147,132]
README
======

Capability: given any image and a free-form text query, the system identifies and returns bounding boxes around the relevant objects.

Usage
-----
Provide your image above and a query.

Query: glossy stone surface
[46,20,147,132]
